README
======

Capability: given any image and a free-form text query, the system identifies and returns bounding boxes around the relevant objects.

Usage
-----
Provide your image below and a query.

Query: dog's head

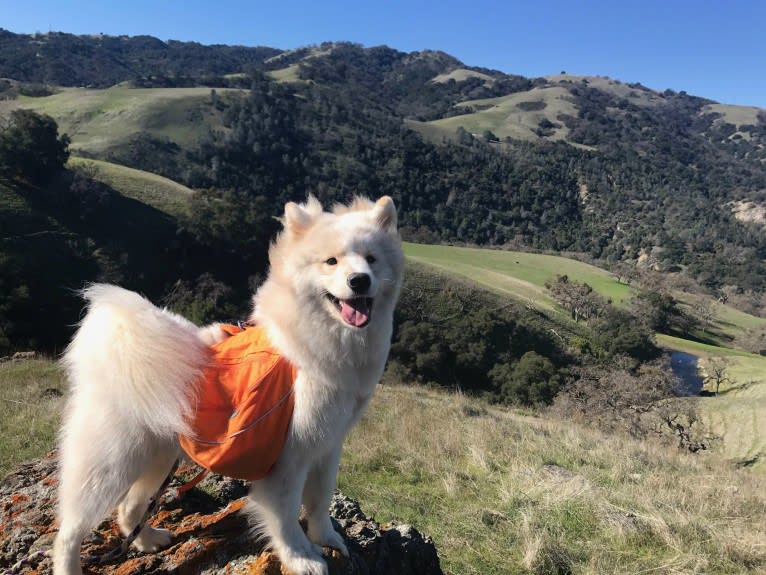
[267,195,404,329]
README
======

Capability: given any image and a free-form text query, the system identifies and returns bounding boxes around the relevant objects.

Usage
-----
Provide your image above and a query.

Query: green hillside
[404,242,766,344]
[404,242,766,471]
[67,156,194,217]
[0,85,244,154]
[422,86,582,144]
[404,242,634,309]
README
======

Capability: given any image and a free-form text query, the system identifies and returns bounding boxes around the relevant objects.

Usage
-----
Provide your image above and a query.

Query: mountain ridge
[2,30,766,338]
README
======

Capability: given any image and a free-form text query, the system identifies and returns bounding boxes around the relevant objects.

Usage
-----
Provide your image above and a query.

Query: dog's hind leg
[53,445,142,575]
[116,444,178,552]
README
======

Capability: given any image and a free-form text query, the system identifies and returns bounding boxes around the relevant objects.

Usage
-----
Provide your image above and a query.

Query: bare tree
[693,300,718,334]
[704,358,730,395]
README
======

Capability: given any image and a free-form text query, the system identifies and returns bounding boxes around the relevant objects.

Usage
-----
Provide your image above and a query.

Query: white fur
[52,196,404,575]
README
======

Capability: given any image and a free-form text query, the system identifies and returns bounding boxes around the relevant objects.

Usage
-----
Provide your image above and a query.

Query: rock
[0,453,443,575]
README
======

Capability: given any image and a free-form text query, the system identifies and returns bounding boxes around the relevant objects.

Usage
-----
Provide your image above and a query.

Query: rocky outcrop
[0,453,442,575]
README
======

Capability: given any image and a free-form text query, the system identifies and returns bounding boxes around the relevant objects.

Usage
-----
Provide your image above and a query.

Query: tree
[693,300,718,334]
[496,351,560,406]
[704,358,730,395]
[545,275,609,323]
[0,109,70,185]
[629,289,680,333]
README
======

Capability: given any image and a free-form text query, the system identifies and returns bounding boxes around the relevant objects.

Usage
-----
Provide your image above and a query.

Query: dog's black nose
[347,273,371,294]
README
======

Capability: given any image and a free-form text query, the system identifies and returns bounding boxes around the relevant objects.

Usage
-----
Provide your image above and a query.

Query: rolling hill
[3,36,766,301]
[1,29,766,476]
[67,156,195,217]
[404,241,766,471]
[0,86,244,155]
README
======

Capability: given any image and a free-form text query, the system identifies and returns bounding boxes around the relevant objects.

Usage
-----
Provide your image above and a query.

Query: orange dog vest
[178,324,296,481]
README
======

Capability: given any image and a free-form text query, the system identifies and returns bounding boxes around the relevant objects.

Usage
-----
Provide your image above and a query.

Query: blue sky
[2,0,764,107]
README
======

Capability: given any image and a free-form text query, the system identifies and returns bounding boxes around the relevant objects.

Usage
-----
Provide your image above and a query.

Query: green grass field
[0,85,244,154]
[404,242,634,309]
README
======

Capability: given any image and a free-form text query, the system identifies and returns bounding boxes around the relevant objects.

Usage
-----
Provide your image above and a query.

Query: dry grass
[0,358,66,476]
[2,360,765,573]
[340,382,766,574]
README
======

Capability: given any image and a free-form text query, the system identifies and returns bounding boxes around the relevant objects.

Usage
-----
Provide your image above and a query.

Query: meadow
[340,382,766,574]
[2,358,764,574]
[0,85,242,154]
[403,242,634,310]
[0,359,66,475]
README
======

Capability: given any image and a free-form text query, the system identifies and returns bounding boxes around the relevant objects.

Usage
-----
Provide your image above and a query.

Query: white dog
[52,196,404,575]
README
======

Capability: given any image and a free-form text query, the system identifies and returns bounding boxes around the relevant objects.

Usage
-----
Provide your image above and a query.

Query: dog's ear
[371,196,397,233]
[283,202,311,234]
[283,196,322,235]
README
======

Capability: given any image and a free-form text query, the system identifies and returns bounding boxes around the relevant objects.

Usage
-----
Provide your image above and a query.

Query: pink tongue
[340,299,371,327]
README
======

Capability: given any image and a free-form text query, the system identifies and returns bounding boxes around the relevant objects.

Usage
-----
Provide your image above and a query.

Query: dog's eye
[366,255,376,264]
[325,257,338,266]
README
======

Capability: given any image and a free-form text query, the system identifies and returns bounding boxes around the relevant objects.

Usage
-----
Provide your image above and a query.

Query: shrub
[0,109,69,185]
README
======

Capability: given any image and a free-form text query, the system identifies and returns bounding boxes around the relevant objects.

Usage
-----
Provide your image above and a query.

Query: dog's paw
[134,526,173,552]
[308,521,349,557]
[318,529,349,557]
[281,550,328,575]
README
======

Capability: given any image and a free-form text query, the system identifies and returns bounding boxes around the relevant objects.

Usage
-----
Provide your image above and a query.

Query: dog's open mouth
[326,294,373,328]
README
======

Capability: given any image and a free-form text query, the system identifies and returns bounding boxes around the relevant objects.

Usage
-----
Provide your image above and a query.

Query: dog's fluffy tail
[63,284,209,438]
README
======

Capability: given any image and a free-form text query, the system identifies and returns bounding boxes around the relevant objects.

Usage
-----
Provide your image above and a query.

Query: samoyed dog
[52,196,404,575]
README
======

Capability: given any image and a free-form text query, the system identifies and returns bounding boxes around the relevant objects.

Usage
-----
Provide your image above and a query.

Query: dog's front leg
[249,466,328,575]
[302,444,348,557]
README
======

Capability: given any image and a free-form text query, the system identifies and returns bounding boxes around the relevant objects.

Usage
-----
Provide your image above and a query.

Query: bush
[0,109,70,185]
[493,351,561,405]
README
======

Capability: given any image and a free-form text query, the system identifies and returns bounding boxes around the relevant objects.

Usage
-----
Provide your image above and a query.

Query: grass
[340,382,766,574]
[0,85,244,154]
[434,86,576,141]
[419,86,582,144]
[0,358,66,476]
[2,359,765,573]
[694,353,766,470]
[431,69,495,84]
[703,104,762,130]
[404,242,635,310]
[267,65,303,83]
[67,156,194,218]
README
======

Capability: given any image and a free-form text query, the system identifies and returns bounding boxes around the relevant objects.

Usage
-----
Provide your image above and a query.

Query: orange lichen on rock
[0,454,442,575]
